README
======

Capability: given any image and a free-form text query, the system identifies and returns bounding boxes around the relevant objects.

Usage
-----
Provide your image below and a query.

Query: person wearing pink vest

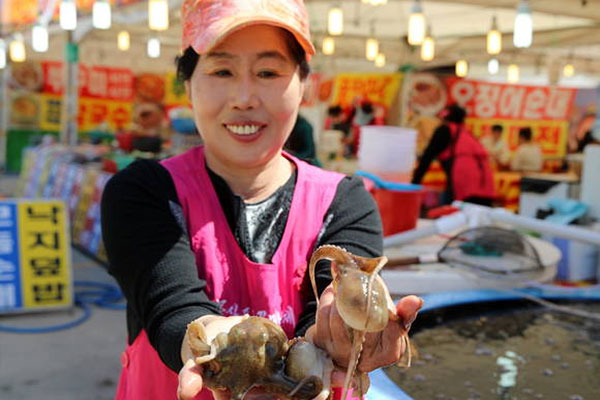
[412,104,495,206]
[100,1,423,400]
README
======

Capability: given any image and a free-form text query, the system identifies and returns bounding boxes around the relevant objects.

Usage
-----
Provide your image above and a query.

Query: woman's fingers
[177,359,204,400]
[396,295,424,331]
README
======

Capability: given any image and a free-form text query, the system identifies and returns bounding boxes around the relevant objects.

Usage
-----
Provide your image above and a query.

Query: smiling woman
[100,2,423,400]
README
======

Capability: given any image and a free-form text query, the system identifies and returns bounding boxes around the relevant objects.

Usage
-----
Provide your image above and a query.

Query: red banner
[445,78,576,121]
[41,62,134,102]
[444,78,576,158]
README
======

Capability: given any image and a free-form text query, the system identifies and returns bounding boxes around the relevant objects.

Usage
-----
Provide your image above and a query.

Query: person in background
[101,1,423,400]
[480,124,510,169]
[284,113,321,166]
[325,105,352,135]
[325,105,353,157]
[412,103,495,206]
[510,127,543,172]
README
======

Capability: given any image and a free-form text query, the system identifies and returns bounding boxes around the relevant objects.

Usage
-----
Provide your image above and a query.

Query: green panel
[5,130,59,173]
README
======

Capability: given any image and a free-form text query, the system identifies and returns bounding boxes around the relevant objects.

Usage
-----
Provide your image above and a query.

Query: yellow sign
[467,118,568,158]
[78,98,133,132]
[39,94,62,132]
[0,200,72,312]
[164,71,190,107]
[330,73,403,109]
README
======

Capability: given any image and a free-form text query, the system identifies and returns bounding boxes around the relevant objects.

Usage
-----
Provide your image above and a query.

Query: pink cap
[182,0,315,61]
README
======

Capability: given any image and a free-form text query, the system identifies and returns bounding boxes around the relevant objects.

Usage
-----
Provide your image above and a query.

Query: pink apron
[114,147,359,400]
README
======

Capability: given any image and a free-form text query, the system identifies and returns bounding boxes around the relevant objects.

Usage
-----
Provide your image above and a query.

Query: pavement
[0,173,126,400]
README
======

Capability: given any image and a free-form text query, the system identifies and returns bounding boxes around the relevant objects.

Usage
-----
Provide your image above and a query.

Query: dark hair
[443,104,466,123]
[175,29,310,82]
[491,124,503,132]
[519,127,533,141]
[361,102,374,114]
[328,105,343,117]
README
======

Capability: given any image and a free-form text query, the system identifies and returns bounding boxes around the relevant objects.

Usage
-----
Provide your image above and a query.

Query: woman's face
[187,25,305,171]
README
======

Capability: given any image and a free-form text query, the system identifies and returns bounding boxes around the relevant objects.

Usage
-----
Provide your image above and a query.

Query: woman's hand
[306,284,423,373]
[178,315,249,400]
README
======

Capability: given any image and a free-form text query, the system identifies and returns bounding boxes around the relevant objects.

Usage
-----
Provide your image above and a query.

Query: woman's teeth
[226,125,261,135]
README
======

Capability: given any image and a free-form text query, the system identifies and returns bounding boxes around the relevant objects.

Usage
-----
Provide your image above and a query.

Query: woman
[412,104,495,206]
[101,1,422,399]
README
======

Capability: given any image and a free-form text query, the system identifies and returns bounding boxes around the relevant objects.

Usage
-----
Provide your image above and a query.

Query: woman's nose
[230,75,259,110]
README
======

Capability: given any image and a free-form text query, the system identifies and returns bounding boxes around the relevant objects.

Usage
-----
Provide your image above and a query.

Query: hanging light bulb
[147,37,161,58]
[375,53,386,67]
[93,0,111,30]
[421,26,434,61]
[32,23,49,53]
[118,31,130,51]
[408,0,425,45]
[60,0,77,31]
[365,38,379,61]
[9,33,26,62]
[563,63,575,77]
[362,0,388,4]
[508,64,520,83]
[322,37,335,55]
[487,16,502,55]
[455,59,468,77]
[0,39,6,69]
[328,7,343,36]
[488,58,499,75]
[149,0,169,31]
[514,0,532,48]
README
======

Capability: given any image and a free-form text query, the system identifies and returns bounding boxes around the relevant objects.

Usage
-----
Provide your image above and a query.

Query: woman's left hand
[306,284,423,373]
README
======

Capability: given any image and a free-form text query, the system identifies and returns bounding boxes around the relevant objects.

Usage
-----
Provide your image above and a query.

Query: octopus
[309,245,411,400]
[187,315,333,400]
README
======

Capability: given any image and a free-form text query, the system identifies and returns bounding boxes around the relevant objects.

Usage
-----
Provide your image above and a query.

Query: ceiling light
[421,28,434,61]
[93,0,111,30]
[408,0,425,45]
[487,16,502,55]
[0,40,6,69]
[118,31,130,51]
[9,33,26,62]
[149,0,169,31]
[375,53,386,67]
[32,23,49,53]
[322,37,335,55]
[328,7,343,36]
[366,38,379,61]
[508,64,520,83]
[563,63,575,77]
[514,0,532,48]
[60,0,77,31]
[147,37,161,58]
[488,58,499,75]
[456,59,468,77]
[362,0,388,5]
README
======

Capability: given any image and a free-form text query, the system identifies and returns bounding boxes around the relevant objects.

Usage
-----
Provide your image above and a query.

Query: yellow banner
[17,201,71,309]
[330,73,403,109]
[39,94,62,132]
[467,118,568,158]
[164,71,190,107]
[78,98,133,132]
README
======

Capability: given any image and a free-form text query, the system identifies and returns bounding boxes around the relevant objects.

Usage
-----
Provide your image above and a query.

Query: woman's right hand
[178,315,249,400]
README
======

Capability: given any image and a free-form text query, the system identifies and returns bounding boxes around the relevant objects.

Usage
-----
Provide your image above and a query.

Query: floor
[0,173,126,400]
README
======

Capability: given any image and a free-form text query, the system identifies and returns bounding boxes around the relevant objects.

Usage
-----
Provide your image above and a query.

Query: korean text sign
[445,78,576,157]
[0,200,72,313]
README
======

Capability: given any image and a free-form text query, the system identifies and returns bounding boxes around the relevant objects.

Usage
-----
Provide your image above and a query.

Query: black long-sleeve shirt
[100,159,382,372]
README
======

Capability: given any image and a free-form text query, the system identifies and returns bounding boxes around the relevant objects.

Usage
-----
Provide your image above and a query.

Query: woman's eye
[213,69,232,77]
[257,70,279,78]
